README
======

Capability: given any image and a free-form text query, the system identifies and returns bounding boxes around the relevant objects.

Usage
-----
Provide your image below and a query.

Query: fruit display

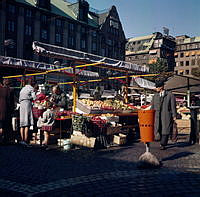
[54,110,77,118]
[79,99,138,112]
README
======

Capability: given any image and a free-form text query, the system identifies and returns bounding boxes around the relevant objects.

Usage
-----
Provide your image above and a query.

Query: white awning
[149,50,157,54]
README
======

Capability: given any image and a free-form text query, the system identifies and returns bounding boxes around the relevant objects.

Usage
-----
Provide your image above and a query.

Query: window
[179,70,184,75]
[37,0,50,10]
[92,31,97,38]
[26,9,32,17]
[41,15,47,23]
[176,62,179,67]
[81,39,86,49]
[197,59,200,66]
[68,36,75,47]
[69,23,74,32]
[185,70,189,75]
[8,4,15,14]
[92,42,97,51]
[186,61,189,66]
[41,29,47,40]
[55,33,61,43]
[101,48,105,56]
[81,26,86,34]
[108,39,112,46]
[110,20,119,29]
[181,45,186,50]
[55,19,62,27]
[180,61,184,66]
[175,70,178,75]
[25,25,32,36]
[180,53,184,58]
[191,59,195,65]
[7,21,15,32]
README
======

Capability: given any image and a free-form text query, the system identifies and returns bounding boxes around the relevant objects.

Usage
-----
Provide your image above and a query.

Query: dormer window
[36,0,50,10]
[8,4,16,15]
[78,0,89,23]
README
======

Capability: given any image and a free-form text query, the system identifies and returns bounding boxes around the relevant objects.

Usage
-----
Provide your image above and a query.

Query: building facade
[0,0,126,63]
[174,35,200,77]
[125,32,176,71]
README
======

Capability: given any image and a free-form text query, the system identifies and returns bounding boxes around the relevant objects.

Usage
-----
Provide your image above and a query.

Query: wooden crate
[176,119,190,134]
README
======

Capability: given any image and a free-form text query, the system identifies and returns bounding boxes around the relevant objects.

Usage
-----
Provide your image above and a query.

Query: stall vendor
[50,85,68,109]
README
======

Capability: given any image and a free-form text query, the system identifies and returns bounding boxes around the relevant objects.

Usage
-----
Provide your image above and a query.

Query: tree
[148,58,168,74]
[147,58,173,82]
[191,67,200,79]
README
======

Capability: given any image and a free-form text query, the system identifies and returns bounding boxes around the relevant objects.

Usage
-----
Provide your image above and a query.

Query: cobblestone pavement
[1,135,200,197]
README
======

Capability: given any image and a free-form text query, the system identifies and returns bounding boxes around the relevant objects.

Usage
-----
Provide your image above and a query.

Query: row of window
[175,51,200,58]
[176,59,200,67]
[127,39,151,47]
[175,70,190,75]
[176,43,200,51]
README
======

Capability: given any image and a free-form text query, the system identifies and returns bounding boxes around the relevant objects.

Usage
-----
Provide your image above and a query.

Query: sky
[69,0,200,39]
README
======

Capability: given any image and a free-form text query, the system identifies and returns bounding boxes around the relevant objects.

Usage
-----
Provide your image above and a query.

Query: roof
[183,36,200,44]
[128,34,155,42]
[165,75,200,93]
[126,34,156,55]
[98,12,109,25]
[176,35,200,44]
[15,0,98,27]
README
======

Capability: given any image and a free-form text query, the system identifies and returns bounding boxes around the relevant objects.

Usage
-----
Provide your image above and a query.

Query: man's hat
[155,80,165,88]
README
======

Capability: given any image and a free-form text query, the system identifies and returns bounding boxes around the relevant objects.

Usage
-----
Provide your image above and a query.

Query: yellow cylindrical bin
[138,110,155,142]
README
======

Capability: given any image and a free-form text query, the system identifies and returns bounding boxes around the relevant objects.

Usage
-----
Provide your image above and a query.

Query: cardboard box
[71,134,96,148]
[113,133,127,145]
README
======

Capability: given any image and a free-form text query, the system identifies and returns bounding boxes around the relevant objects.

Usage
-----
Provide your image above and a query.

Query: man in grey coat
[151,80,177,150]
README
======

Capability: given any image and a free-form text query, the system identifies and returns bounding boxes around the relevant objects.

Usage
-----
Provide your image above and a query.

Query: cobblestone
[0,138,200,196]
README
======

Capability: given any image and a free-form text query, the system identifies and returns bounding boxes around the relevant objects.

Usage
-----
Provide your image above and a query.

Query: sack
[171,121,178,142]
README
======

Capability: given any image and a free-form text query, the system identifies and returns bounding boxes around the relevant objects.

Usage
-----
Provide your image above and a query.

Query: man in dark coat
[151,80,177,150]
[0,78,14,144]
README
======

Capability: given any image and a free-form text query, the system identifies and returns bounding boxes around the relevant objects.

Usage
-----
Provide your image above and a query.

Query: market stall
[3,42,157,149]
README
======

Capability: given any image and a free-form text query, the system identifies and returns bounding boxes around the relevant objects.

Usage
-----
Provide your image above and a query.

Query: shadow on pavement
[0,143,200,197]
[162,151,194,161]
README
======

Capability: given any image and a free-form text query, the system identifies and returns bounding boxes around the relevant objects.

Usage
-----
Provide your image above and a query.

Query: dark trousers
[160,134,169,146]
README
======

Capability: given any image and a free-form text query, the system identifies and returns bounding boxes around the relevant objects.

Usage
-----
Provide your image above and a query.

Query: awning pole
[72,64,78,113]
[124,73,129,103]
[187,77,190,107]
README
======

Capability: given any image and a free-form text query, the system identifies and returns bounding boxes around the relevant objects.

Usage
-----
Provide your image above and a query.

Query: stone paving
[1,136,200,197]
